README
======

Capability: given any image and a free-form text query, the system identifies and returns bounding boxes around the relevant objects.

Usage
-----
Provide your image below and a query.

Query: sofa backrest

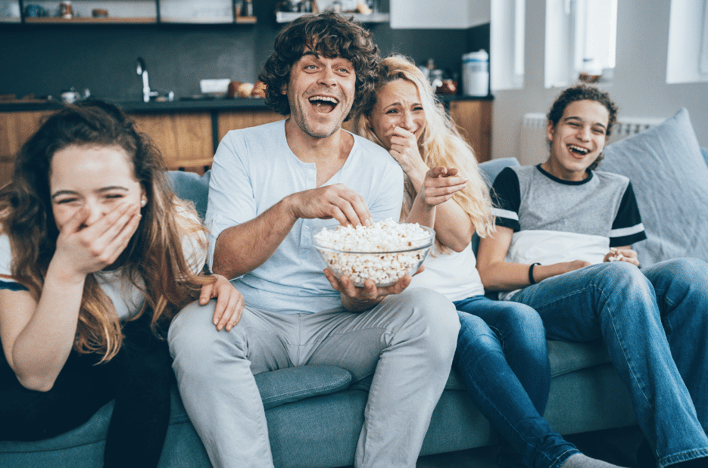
[472,157,520,255]
[167,157,521,227]
[167,170,211,220]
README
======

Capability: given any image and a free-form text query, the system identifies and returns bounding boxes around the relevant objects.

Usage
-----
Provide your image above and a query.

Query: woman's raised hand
[54,201,141,278]
[387,126,427,176]
[421,167,467,207]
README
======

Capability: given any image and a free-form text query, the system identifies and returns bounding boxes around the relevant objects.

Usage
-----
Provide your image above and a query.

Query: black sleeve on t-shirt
[490,167,522,232]
[609,181,648,247]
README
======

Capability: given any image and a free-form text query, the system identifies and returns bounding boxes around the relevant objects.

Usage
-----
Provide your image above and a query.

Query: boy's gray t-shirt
[491,165,646,299]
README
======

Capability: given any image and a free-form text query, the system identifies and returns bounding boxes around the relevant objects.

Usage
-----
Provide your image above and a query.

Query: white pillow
[601,108,708,267]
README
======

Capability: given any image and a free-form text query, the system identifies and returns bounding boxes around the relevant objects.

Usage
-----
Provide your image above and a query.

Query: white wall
[390,0,490,29]
[491,0,708,161]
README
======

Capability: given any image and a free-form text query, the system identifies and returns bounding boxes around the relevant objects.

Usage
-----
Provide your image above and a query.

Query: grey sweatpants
[168,287,459,468]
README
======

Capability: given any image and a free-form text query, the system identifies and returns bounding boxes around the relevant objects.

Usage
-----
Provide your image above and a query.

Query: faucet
[136,57,158,102]
[135,57,173,102]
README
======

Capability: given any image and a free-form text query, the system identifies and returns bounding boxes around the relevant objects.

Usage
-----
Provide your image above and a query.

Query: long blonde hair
[353,55,494,239]
[0,101,213,362]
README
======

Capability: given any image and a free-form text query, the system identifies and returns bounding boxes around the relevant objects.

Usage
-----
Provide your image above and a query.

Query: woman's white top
[408,242,485,302]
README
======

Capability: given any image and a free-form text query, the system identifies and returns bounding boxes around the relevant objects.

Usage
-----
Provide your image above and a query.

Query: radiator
[519,112,664,166]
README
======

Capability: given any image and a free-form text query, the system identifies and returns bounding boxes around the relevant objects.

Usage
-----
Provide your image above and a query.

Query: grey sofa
[2,106,706,467]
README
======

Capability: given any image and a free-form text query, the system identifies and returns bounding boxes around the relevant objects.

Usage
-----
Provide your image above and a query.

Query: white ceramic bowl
[312,224,435,287]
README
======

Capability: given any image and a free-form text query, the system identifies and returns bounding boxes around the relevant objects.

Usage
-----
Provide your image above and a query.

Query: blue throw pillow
[601,108,708,267]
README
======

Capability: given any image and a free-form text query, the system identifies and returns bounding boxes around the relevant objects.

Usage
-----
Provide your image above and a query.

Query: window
[491,0,525,91]
[667,0,708,83]
[702,0,708,75]
[544,0,618,88]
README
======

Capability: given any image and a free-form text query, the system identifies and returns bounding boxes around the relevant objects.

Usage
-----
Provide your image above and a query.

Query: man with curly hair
[168,12,460,468]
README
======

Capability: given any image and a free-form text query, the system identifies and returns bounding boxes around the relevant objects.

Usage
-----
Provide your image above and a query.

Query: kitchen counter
[0,94,493,184]
[0,97,269,113]
[0,94,492,113]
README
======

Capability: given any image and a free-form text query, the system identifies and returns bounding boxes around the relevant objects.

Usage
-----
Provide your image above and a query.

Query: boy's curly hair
[547,84,619,171]
[258,12,380,120]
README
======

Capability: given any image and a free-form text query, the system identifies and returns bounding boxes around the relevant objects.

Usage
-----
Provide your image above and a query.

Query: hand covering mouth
[568,144,590,155]
[309,95,339,113]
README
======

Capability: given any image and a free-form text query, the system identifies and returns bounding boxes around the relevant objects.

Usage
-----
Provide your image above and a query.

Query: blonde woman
[0,101,243,468]
[353,56,622,468]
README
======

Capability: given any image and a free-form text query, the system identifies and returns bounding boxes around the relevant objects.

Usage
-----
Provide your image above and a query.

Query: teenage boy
[168,12,459,468]
[477,84,708,468]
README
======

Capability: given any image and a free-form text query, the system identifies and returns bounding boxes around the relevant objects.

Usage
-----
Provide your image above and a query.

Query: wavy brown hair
[258,11,380,120]
[352,55,495,242]
[0,101,213,362]
[547,84,619,171]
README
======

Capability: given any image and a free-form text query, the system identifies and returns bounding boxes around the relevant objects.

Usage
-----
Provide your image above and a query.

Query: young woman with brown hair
[0,101,243,467]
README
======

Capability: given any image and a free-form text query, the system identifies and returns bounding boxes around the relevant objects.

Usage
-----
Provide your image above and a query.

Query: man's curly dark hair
[546,84,619,171]
[258,12,380,120]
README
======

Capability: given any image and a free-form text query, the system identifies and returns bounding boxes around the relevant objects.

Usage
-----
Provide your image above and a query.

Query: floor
[345,425,645,468]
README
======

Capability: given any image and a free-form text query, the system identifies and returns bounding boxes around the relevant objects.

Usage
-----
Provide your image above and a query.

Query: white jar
[462,50,489,97]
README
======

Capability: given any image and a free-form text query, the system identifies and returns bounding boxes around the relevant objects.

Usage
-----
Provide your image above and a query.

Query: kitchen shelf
[235,15,257,24]
[275,11,389,23]
[11,0,258,25]
[160,16,228,23]
[24,17,157,24]
[159,15,255,23]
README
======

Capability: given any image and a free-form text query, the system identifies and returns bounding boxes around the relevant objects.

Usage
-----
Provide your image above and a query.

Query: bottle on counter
[59,1,73,19]
[462,50,489,97]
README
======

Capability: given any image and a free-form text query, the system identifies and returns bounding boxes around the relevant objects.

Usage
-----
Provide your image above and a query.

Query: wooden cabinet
[217,110,284,142]
[0,99,490,186]
[0,107,283,184]
[448,99,492,163]
[0,110,54,185]
[132,112,214,173]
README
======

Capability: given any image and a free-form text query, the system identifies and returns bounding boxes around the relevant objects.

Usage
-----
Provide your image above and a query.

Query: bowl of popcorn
[312,218,435,287]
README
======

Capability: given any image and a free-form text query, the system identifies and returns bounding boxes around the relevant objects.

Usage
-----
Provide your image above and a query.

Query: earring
[140,199,147,207]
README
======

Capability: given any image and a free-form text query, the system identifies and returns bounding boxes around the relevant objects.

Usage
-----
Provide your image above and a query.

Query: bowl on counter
[312,220,435,287]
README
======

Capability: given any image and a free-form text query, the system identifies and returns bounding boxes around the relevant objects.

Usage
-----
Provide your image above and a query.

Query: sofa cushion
[349,338,613,394]
[0,366,352,459]
[547,339,610,378]
[254,365,352,410]
[167,170,211,220]
[601,108,708,268]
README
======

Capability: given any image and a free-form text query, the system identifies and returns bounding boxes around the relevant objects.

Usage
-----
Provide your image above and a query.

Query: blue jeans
[453,296,578,468]
[510,258,708,468]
